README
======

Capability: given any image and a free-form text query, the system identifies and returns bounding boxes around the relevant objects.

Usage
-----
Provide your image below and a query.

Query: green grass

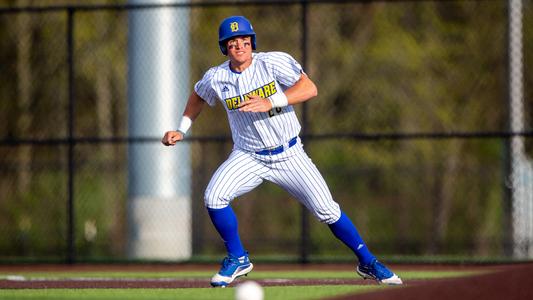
[0,286,380,300]
[0,269,480,300]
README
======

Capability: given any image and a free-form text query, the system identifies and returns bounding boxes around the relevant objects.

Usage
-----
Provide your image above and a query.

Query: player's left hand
[238,95,272,113]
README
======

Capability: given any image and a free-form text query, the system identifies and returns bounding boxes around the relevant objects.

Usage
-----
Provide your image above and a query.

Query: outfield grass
[0,269,480,300]
[0,286,381,300]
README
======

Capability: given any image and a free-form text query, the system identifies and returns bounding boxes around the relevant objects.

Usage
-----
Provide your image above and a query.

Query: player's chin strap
[177,116,192,135]
[268,92,288,108]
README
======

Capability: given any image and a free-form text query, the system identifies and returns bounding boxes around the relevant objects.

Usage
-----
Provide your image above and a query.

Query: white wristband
[177,116,192,135]
[269,92,288,108]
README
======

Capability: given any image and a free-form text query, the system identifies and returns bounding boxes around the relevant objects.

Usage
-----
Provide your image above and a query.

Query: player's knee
[316,214,340,225]
[204,192,231,209]
[313,206,341,225]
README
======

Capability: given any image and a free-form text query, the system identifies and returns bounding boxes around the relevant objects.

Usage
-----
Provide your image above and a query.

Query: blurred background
[0,0,532,264]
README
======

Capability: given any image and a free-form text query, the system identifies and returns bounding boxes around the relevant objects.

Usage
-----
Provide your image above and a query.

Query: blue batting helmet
[218,16,256,55]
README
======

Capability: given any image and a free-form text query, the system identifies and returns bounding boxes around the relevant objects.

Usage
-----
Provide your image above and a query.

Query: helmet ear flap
[250,36,256,51]
[219,43,228,56]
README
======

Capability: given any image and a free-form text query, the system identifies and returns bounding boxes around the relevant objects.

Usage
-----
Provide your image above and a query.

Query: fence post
[300,0,310,264]
[66,7,76,264]
[127,0,192,260]
[507,0,533,258]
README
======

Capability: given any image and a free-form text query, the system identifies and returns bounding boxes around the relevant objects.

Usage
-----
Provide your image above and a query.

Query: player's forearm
[284,74,318,105]
[176,91,205,135]
[182,91,205,121]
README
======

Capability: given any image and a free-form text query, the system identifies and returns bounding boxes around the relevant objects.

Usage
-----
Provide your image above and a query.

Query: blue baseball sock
[328,211,375,266]
[207,205,246,258]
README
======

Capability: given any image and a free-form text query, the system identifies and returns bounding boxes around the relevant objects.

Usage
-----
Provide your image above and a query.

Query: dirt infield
[0,263,379,289]
[0,263,370,289]
[0,277,382,289]
[1,263,532,299]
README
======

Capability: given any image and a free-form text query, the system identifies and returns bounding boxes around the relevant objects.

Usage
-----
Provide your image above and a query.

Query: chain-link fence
[1,0,532,263]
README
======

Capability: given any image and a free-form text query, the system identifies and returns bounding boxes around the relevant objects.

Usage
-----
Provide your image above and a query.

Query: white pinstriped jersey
[194,52,303,152]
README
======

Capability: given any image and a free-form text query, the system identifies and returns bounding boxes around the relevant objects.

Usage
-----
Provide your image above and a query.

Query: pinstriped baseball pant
[204,141,342,224]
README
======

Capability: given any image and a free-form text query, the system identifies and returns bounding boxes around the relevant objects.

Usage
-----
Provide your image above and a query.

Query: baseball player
[161,16,402,287]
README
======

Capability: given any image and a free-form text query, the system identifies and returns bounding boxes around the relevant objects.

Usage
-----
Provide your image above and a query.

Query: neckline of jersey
[228,53,256,74]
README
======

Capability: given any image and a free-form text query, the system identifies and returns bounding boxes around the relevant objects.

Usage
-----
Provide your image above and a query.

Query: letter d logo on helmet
[218,16,256,55]
[230,22,239,32]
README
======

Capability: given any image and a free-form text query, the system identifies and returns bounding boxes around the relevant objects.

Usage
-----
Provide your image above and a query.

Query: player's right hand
[161,131,183,146]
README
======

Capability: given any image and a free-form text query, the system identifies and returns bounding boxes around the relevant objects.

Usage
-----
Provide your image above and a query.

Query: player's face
[226,36,253,65]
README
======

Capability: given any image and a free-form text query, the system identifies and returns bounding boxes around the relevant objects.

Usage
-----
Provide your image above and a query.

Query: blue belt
[255,137,298,155]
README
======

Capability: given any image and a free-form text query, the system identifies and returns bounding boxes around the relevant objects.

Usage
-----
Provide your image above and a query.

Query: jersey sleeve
[194,67,218,107]
[267,52,304,89]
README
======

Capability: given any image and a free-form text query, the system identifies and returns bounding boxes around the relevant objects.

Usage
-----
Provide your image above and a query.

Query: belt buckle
[269,145,283,155]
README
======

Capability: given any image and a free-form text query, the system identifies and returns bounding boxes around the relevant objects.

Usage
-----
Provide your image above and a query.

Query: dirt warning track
[329,263,533,300]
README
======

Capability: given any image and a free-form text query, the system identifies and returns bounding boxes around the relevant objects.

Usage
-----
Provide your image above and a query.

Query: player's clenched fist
[161,131,183,146]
